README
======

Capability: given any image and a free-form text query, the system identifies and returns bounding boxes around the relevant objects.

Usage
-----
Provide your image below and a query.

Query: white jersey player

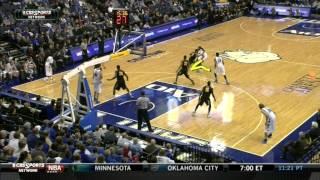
[214,52,229,85]
[45,56,54,82]
[190,46,211,72]
[197,47,208,61]
[93,64,103,103]
[259,103,276,144]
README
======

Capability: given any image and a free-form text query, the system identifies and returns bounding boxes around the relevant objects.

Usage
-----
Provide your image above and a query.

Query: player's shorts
[177,70,189,78]
[264,119,275,134]
[215,65,225,75]
[198,98,211,106]
[115,81,127,90]
[94,83,102,93]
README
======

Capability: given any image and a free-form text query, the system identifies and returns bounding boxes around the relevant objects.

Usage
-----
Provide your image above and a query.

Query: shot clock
[113,9,129,28]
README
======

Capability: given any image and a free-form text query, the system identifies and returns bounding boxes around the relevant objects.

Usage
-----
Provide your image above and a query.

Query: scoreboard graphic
[15,9,58,20]
[0,163,316,180]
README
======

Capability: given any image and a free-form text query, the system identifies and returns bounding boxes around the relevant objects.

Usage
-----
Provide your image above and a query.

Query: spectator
[132,23,141,31]
[46,150,58,163]
[60,151,73,163]
[282,131,312,160]
[156,149,175,163]
[299,131,312,147]
[117,132,131,147]
[13,139,29,158]
[130,137,143,155]
[27,127,40,150]
[143,22,151,29]
[93,125,106,141]
[122,143,132,160]
[165,143,174,159]
[0,146,17,162]
[96,154,106,163]
[31,155,44,163]
[307,121,320,140]
[144,139,159,155]
[16,151,31,163]
[0,131,7,149]
[31,142,46,161]
[73,153,81,163]
[19,102,32,118]
[79,144,95,163]
[24,57,37,80]
[103,126,118,145]
[42,131,52,148]
[8,132,21,151]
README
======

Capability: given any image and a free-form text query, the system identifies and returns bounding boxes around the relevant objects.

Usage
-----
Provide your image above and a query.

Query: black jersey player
[174,55,195,85]
[108,65,132,97]
[192,81,216,118]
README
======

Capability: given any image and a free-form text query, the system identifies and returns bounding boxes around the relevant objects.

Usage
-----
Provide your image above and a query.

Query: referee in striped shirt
[136,91,153,132]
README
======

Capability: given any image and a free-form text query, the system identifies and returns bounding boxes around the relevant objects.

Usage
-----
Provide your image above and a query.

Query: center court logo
[221,50,281,63]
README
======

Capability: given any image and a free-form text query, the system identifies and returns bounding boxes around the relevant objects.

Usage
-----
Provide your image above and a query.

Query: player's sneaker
[173,81,177,84]
[192,111,196,116]
[214,79,218,83]
[226,81,230,85]
[262,139,268,144]
[207,114,211,118]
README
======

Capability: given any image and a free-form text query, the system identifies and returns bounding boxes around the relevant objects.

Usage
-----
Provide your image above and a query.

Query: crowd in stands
[0,0,250,83]
[282,109,320,161]
[0,117,178,164]
[255,0,314,7]
[0,96,55,128]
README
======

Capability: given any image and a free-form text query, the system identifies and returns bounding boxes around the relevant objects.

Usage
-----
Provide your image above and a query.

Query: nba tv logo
[46,164,64,173]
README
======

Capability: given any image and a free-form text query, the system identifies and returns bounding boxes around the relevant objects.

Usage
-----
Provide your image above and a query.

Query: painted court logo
[221,50,280,63]
[283,74,320,94]
[93,81,200,132]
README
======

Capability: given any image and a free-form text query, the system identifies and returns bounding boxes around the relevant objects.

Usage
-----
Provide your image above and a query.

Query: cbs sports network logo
[14,9,58,20]
[11,163,64,173]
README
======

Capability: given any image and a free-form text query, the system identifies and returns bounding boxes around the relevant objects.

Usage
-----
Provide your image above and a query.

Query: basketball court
[12,17,320,158]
